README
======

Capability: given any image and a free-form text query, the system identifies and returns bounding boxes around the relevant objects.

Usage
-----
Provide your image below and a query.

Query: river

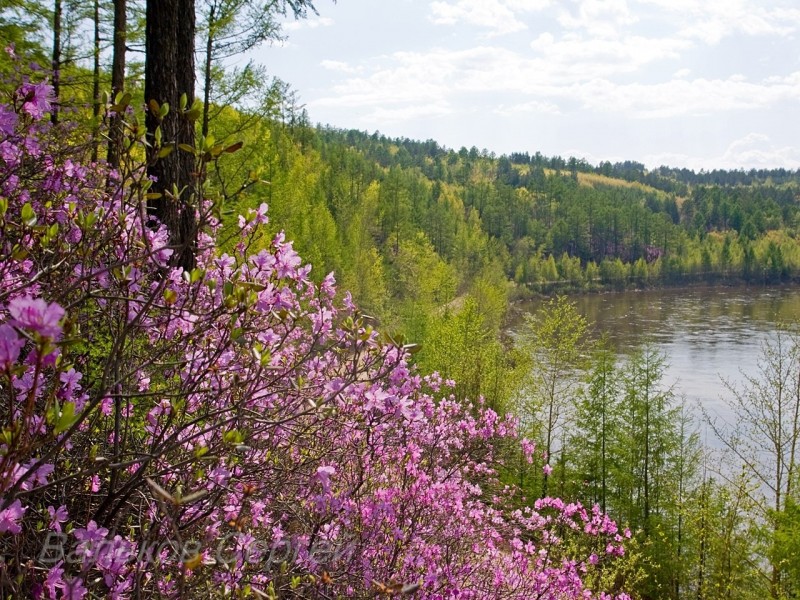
[512,285,800,429]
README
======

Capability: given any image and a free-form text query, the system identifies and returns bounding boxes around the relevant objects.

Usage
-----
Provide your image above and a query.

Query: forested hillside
[220,118,800,307]
[208,113,800,382]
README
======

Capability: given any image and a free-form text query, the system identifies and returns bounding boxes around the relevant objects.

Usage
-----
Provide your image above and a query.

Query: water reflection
[512,285,800,421]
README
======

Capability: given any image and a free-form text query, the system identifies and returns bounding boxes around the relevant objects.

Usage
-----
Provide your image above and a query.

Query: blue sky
[250,0,800,171]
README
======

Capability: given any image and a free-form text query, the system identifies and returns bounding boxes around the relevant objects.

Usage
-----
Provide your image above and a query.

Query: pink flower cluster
[0,79,631,599]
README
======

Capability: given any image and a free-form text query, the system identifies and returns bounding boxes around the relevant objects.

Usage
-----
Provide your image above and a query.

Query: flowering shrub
[0,78,632,599]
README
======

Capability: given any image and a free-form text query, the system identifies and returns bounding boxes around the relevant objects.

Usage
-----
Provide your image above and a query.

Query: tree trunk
[202,1,215,138]
[107,0,126,169]
[91,0,100,162]
[145,0,197,271]
[51,0,61,124]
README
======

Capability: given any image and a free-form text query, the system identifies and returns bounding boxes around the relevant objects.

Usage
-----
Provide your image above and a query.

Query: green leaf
[11,244,28,261]
[83,212,97,228]
[185,106,202,122]
[157,144,174,158]
[21,202,37,227]
[54,402,78,435]
[223,429,244,444]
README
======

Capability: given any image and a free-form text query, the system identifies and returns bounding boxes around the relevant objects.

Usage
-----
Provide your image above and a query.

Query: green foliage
[772,498,800,597]
[516,296,590,496]
[417,270,523,414]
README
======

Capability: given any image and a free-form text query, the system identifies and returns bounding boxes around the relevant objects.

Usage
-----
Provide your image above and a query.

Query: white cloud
[428,0,550,37]
[637,0,800,44]
[719,133,800,169]
[359,102,454,125]
[310,33,800,125]
[530,33,690,74]
[493,100,562,116]
[644,133,800,170]
[277,0,800,169]
[558,0,638,38]
[320,59,359,73]
[575,73,800,118]
[312,47,462,109]
[283,16,334,31]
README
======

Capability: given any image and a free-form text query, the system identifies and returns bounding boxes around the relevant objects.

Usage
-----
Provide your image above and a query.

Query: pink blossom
[8,296,65,339]
[19,81,54,120]
[0,105,17,135]
[0,102,632,598]
[0,499,25,534]
[44,562,65,599]
[316,465,336,494]
[0,323,24,367]
[99,396,113,416]
[521,438,536,464]
[254,202,269,224]
[0,139,22,166]
[61,577,87,600]
[275,242,301,279]
[59,367,82,394]
[47,505,68,532]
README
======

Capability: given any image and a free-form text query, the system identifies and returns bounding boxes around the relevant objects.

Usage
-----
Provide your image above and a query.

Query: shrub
[0,79,631,599]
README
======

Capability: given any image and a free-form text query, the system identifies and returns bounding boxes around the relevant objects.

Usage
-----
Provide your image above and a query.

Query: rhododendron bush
[0,79,632,599]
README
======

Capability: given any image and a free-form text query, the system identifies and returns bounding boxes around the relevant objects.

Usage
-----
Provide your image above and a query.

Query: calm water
[513,285,800,424]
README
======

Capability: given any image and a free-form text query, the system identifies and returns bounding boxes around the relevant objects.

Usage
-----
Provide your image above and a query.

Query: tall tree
[617,345,677,533]
[707,327,800,598]
[50,0,61,123]
[144,0,197,270]
[90,0,100,161]
[106,0,125,168]
[0,1,49,70]
[199,0,280,137]
[570,336,620,512]
[518,295,590,497]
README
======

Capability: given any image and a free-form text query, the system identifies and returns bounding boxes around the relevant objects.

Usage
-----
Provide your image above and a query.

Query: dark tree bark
[91,0,100,162]
[145,0,197,271]
[51,0,61,124]
[201,0,215,138]
[107,0,126,169]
